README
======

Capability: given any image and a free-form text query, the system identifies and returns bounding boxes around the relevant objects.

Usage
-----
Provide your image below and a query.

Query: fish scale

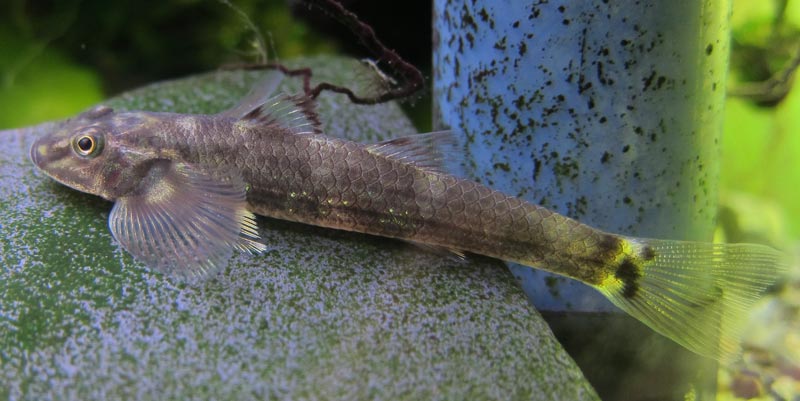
[170,117,622,284]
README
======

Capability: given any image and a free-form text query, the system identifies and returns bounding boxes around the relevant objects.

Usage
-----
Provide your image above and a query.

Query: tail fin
[593,237,788,361]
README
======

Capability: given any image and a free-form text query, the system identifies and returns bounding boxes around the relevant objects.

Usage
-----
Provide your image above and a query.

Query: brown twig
[222,0,424,105]
[728,45,800,106]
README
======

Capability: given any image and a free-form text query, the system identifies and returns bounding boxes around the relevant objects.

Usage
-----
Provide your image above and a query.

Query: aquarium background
[1,0,799,400]
[2,0,798,239]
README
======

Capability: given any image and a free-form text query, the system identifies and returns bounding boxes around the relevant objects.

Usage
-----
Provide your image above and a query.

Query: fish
[30,71,787,361]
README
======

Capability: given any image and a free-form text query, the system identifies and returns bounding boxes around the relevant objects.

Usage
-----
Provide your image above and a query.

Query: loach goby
[30,72,787,361]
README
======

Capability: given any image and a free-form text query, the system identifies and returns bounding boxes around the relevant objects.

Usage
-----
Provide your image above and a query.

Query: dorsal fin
[365,130,458,173]
[220,71,322,135]
[239,94,322,135]
[220,71,283,117]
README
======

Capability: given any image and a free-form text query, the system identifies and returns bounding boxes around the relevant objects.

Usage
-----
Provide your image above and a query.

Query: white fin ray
[219,71,284,118]
[595,237,787,362]
[219,71,321,135]
[403,239,467,262]
[109,161,266,280]
[238,94,322,135]
[366,131,458,173]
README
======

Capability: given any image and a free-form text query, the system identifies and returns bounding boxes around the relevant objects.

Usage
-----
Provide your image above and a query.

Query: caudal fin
[593,237,788,361]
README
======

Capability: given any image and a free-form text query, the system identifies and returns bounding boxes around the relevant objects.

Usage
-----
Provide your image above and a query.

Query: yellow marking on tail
[593,237,787,361]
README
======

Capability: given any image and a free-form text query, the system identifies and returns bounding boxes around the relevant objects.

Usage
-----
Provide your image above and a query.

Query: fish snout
[29,135,70,171]
[29,135,69,181]
[29,138,47,169]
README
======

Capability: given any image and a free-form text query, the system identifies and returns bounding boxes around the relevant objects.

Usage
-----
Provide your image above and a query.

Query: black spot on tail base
[615,257,641,298]
[642,245,656,261]
[597,234,623,258]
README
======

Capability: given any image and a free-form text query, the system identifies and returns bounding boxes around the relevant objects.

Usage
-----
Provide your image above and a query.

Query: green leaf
[0,41,104,129]
[721,78,800,238]
[0,56,597,400]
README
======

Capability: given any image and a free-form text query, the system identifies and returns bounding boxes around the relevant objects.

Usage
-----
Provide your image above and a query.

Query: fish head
[30,105,160,200]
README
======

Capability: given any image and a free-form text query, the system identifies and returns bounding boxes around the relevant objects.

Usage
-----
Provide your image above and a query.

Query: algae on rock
[0,56,597,400]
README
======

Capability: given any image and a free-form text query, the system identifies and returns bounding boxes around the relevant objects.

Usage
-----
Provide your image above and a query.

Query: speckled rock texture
[0,56,598,400]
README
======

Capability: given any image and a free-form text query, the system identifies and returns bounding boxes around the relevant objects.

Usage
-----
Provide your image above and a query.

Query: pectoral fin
[109,161,265,279]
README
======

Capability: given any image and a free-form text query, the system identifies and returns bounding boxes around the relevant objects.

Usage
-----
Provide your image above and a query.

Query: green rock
[0,56,597,400]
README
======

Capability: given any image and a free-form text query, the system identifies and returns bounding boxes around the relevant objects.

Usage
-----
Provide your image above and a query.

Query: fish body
[30,91,616,285]
[30,73,786,361]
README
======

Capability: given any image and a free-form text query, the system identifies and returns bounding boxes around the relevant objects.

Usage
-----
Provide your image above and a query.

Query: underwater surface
[2,0,799,400]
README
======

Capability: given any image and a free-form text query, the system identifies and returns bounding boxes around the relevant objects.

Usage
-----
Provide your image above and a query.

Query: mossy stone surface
[0,56,597,400]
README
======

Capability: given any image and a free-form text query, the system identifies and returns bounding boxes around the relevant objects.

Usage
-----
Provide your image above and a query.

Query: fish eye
[72,133,104,157]
[77,136,94,152]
